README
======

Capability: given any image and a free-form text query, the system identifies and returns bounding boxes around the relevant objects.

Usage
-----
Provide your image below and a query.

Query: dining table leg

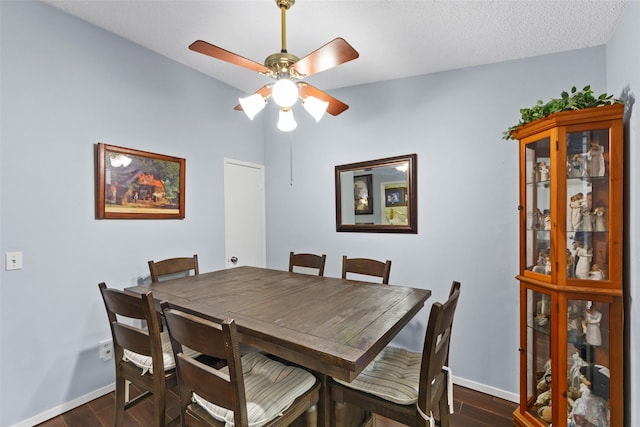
[318,373,331,427]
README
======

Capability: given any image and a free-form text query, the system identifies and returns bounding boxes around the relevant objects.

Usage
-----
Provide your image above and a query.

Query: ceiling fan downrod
[265,0,299,79]
[276,0,294,53]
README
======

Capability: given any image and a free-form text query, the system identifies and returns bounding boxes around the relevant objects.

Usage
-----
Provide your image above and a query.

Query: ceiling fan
[189,0,359,131]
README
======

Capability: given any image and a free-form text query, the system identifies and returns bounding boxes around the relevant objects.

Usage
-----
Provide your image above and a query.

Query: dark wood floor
[36,383,516,427]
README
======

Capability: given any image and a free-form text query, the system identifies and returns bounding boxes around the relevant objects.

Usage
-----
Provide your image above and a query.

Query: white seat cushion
[123,330,199,375]
[193,352,317,427]
[333,346,421,405]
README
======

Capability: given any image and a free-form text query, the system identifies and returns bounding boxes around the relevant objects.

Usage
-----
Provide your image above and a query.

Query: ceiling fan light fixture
[272,78,299,108]
[277,108,297,132]
[239,93,267,120]
[302,96,329,122]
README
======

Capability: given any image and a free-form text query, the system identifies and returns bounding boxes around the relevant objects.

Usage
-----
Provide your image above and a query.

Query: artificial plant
[503,85,621,140]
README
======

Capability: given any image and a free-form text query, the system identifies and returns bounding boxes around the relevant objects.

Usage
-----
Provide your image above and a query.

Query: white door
[224,159,266,268]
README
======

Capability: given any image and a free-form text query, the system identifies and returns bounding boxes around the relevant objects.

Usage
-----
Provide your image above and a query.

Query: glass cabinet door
[566,299,611,427]
[526,289,552,424]
[566,129,610,282]
[525,137,551,276]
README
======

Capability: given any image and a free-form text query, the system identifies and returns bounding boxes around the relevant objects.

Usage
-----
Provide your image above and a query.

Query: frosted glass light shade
[302,96,329,122]
[277,108,297,132]
[272,79,298,108]
[239,94,267,120]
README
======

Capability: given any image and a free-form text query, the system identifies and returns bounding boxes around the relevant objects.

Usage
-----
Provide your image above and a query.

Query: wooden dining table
[126,265,431,426]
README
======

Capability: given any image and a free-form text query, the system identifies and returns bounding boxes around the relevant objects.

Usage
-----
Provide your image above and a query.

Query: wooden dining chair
[160,301,321,427]
[98,282,183,427]
[289,251,327,276]
[148,254,199,283]
[331,281,461,427]
[342,256,392,284]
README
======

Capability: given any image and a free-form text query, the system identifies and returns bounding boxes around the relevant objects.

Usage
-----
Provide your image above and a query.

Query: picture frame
[354,174,373,215]
[385,187,407,207]
[96,143,185,219]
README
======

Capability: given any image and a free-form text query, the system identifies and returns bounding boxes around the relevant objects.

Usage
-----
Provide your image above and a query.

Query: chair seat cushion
[193,352,317,427]
[123,330,199,374]
[333,346,421,405]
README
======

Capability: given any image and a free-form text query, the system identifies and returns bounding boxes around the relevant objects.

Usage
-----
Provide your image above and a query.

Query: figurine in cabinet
[533,248,551,274]
[568,154,585,178]
[570,193,585,231]
[593,207,606,232]
[575,244,593,279]
[568,302,582,343]
[536,294,551,326]
[582,301,602,347]
[569,368,610,427]
[581,211,594,232]
[585,192,593,211]
[543,210,551,230]
[569,351,589,389]
[589,265,605,281]
[569,382,608,427]
[581,193,594,231]
[587,139,606,177]
[567,249,576,278]
[531,208,544,229]
[538,161,550,181]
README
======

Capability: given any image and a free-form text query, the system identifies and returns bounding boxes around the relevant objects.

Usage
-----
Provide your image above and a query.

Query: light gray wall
[263,48,608,396]
[606,1,639,425]
[2,1,636,426]
[0,2,264,425]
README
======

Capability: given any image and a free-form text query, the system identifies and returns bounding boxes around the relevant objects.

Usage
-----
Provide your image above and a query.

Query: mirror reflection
[335,154,417,233]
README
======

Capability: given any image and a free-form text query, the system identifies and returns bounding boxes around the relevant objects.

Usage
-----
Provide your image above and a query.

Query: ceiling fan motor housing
[264,52,302,79]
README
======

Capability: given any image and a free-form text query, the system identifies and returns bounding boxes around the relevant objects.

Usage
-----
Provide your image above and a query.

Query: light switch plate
[6,252,23,270]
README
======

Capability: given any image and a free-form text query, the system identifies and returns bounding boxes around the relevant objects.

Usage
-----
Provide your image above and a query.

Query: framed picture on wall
[96,143,185,219]
[354,174,373,215]
[385,187,407,207]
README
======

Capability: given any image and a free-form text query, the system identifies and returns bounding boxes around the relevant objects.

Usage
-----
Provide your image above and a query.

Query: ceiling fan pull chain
[289,132,294,186]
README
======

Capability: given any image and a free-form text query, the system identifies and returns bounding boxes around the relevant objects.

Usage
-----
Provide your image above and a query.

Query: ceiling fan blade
[189,40,271,74]
[298,83,349,116]
[234,85,273,111]
[292,38,359,77]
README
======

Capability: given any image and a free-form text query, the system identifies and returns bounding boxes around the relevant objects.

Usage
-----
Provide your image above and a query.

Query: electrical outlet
[99,339,113,361]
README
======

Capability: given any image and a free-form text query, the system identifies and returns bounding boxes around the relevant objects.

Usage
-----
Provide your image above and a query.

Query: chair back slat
[162,308,230,361]
[161,302,249,425]
[148,255,199,283]
[289,252,327,276]
[342,256,392,284]
[112,323,152,356]
[176,354,237,411]
[101,287,148,320]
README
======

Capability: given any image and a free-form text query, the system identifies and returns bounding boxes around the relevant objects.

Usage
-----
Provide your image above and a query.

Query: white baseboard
[453,376,520,403]
[11,383,115,427]
[12,377,518,426]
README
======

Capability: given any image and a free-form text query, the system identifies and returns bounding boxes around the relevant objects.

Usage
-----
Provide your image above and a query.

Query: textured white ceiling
[43,0,627,94]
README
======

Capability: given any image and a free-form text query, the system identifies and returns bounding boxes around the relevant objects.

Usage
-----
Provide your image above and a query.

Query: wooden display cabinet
[512,104,624,427]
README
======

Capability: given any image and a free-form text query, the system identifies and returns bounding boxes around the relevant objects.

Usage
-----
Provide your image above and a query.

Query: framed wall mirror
[335,154,417,233]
